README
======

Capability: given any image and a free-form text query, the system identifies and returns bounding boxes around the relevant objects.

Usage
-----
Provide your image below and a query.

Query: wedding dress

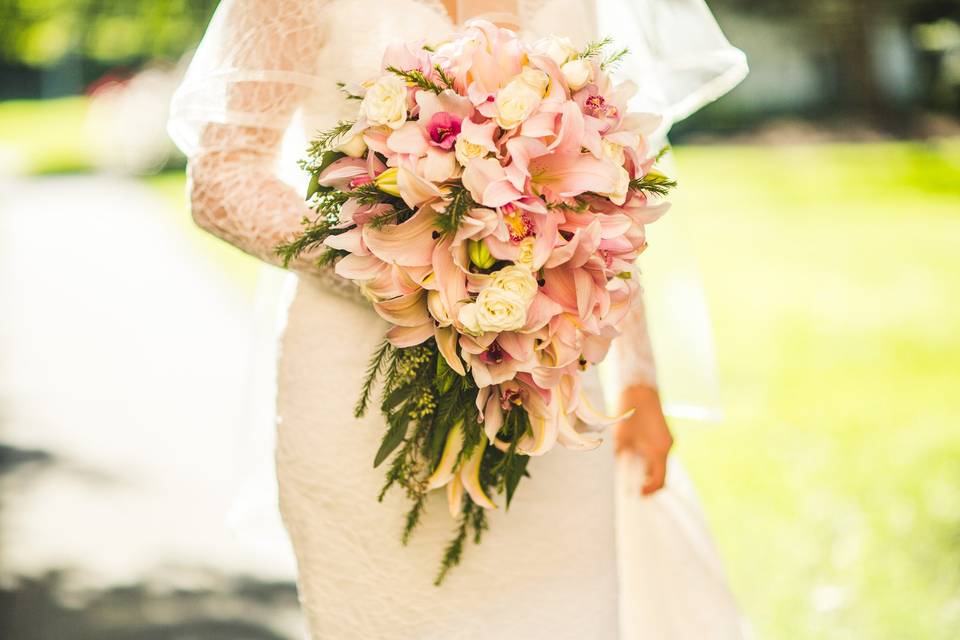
[168,1,748,638]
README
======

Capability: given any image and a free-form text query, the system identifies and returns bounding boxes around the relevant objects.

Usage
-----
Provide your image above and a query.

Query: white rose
[537,35,578,66]
[601,139,626,166]
[516,237,536,269]
[455,137,489,167]
[603,164,631,206]
[335,133,367,158]
[360,75,408,130]
[519,66,550,94]
[560,59,592,91]
[458,302,483,336]
[489,264,539,302]
[474,287,529,333]
[495,68,549,130]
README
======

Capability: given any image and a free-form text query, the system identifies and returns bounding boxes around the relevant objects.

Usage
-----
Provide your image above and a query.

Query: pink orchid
[426,112,462,149]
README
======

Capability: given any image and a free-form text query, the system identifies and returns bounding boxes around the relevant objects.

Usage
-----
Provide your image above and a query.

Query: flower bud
[468,239,496,270]
[561,59,592,91]
[373,167,401,197]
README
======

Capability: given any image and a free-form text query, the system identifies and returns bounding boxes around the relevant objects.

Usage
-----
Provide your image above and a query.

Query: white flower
[495,68,549,130]
[536,35,578,66]
[516,237,536,269]
[489,264,538,302]
[335,133,367,158]
[601,139,626,166]
[455,137,489,167]
[460,286,529,334]
[458,302,483,335]
[603,164,631,206]
[560,59,592,91]
[360,75,408,130]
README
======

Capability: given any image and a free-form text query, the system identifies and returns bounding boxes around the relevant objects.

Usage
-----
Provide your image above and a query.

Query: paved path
[0,175,303,636]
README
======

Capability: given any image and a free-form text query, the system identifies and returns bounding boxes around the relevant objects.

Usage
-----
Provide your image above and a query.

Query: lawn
[669,140,960,639]
[0,97,92,174]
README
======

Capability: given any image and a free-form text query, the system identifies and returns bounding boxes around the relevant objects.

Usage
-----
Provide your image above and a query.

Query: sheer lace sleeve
[615,291,658,390]
[168,0,328,270]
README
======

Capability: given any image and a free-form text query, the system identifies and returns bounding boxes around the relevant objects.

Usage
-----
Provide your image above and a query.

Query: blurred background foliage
[1,0,959,135]
[1,1,959,639]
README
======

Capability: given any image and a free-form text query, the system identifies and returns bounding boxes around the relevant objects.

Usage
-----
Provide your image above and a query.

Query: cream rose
[537,35,578,66]
[603,164,631,206]
[455,137,489,167]
[489,264,539,302]
[360,75,408,130]
[335,133,367,158]
[516,237,536,269]
[459,287,528,334]
[495,68,549,130]
[560,59,592,91]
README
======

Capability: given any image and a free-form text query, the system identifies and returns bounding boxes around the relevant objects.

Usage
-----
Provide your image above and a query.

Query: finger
[641,457,666,496]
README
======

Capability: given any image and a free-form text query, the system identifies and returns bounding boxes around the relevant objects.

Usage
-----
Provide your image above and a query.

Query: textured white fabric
[169,1,747,637]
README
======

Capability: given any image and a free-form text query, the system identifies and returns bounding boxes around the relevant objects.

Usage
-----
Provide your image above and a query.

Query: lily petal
[426,420,464,489]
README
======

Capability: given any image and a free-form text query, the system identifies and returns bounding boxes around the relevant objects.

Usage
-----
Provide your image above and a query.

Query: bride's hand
[614,385,674,496]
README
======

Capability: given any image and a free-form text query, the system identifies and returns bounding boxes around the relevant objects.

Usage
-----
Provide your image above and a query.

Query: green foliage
[359,336,540,584]
[307,121,355,156]
[629,172,678,197]
[600,46,630,71]
[386,65,446,94]
[577,36,614,61]
[434,185,476,236]
[0,0,220,67]
[355,339,396,418]
[434,64,456,90]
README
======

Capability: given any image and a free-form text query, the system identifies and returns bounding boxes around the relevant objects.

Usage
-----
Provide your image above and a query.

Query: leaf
[354,338,394,418]
[381,384,411,413]
[504,454,529,509]
[374,412,410,468]
[306,172,320,200]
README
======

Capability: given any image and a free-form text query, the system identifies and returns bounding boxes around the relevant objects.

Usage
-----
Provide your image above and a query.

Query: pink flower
[426,112,462,150]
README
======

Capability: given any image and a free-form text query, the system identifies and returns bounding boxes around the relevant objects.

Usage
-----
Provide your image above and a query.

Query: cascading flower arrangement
[277,20,675,584]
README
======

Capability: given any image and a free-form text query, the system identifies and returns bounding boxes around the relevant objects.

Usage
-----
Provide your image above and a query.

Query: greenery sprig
[434,185,476,236]
[308,120,355,155]
[354,336,534,585]
[629,172,678,197]
[386,65,446,94]
[577,36,614,61]
[434,64,456,90]
[578,36,629,71]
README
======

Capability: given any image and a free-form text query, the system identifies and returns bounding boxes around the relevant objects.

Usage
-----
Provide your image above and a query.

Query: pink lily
[529,153,619,201]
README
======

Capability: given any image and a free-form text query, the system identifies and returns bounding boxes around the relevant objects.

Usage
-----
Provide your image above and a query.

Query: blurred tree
[0,0,218,67]
[719,0,960,123]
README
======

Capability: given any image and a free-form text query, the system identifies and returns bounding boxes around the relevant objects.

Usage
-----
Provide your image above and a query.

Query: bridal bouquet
[278,20,673,583]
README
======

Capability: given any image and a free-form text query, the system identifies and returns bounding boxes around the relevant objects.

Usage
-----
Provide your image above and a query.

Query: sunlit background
[2,1,959,638]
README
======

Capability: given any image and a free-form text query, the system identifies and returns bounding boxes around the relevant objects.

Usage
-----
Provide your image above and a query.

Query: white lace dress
[169,1,748,638]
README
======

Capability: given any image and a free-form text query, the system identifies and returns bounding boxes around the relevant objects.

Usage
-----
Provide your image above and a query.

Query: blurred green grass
[670,140,960,640]
[0,97,92,174]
